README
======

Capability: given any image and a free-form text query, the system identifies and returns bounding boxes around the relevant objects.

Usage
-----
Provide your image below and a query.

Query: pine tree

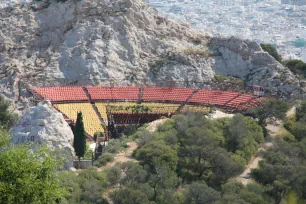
[73,112,86,161]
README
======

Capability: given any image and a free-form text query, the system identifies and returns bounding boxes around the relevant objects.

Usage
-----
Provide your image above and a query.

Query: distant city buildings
[282,0,306,5]
[145,0,306,61]
[1,0,305,62]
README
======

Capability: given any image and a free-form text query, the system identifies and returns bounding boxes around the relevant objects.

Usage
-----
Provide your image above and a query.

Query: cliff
[0,0,304,110]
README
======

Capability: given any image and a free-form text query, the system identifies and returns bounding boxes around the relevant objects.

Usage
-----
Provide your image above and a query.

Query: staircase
[223,92,243,108]
[82,86,93,103]
[138,86,145,104]
[82,86,107,134]
[176,89,199,113]
[92,103,105,124]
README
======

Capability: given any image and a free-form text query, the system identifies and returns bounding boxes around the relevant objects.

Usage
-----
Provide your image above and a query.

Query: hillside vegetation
[2,96,306,203]
[261,43,306,79]
[251,101,306,204]
[0,97,64,204]
[57,113,272,204]
[56,103,306,204]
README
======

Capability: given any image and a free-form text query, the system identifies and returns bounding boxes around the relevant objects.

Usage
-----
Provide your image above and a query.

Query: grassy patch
[276,124,295,142]
[181,47,212,58]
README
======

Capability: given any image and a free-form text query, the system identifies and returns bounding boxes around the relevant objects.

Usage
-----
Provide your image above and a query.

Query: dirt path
[100,119,169,203]
[98,141,138,171]
[98,118,168,171]
[235,119,282,185]
[234,104,296,185]
[146,118,168,132]
[286,105,296,118]
[209,110,234,119]
[236,157,262,185]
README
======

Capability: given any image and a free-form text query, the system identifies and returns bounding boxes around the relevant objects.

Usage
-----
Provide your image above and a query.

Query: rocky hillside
[10,100,74,169]
[0,0,304,109]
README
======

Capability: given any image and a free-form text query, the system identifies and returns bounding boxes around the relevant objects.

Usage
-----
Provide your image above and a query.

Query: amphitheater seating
[33,87,88,102]
[233,97,263,110]
[183,105,211,113]
[96,102,180,123]
[87,86,140,101]
[32,86,264,132]
[142,87,195,102]
[53,103,104,136]
[226,94,254,109]
[95,102,138,121]
[189,90,239,105]
[210,91,239,105]
[112,114,166,124]
[95,103,109,120]
[142,103,180,114]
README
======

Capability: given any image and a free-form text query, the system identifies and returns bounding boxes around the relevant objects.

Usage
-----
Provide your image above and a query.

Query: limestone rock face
[10,100,74,169]
[0,0,304,106]
[210,37,302,97]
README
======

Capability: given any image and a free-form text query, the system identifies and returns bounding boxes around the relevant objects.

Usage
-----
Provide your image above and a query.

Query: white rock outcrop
[210,37,302,97]
[0,0,305,107]
[10,100,74,169]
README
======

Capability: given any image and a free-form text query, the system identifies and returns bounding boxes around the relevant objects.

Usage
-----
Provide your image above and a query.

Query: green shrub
[182,47,212,58]
[103,138,130,154]
[296,101,306,122]
[0,96,18,129]
[83,149,94,160]
[283,59,306,77]
[214,74,226,81]
[95,153,115,167]
[260,43,282,62]
[104,140,122,154]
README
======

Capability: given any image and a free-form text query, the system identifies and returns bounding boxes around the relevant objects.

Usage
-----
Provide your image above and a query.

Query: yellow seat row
[54,102,209,136]
[96,102,138,119]
[96,102,180,116]
[142,103,180,113]
[54,103,104,136]
[183,105,210,113]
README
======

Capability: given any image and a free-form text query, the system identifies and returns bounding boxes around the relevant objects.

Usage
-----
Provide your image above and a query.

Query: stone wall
[73,160,93,169]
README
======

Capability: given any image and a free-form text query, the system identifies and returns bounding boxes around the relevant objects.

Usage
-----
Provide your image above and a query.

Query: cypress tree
[73,112,86,161]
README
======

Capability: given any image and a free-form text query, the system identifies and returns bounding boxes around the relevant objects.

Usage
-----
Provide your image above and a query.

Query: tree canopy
[248,98,289,123]
[58,167,109,204]
[0,128,64,204]
[73,112,86,160]
[296,100,306,122]
[252,101,306,203]
[53,108,306,203]
[133,113,264,189]
[282,59,306,77]
[252,138,306,204]
[184,181,221,204]
[0,96,17,129]
[110,188,151,204]
[134,140,178,171]
[260,43,282,62]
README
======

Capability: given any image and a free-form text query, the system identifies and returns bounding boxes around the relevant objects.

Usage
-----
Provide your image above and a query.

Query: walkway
[235,118,283,185]
[97,142,138,172]
[98,118,168,171]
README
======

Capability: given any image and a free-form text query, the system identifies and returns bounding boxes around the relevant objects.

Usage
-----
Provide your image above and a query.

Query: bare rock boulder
[10,100,75,170]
